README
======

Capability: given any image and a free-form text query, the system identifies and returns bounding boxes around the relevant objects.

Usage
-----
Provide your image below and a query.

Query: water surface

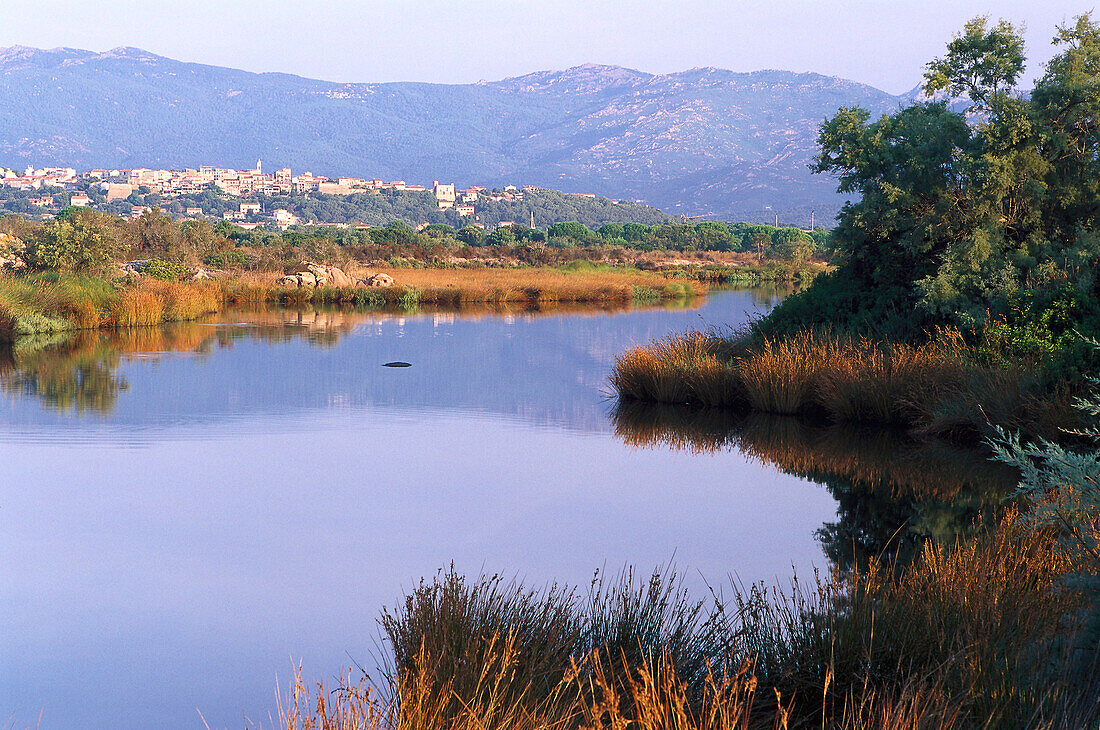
[0,290,1008,729]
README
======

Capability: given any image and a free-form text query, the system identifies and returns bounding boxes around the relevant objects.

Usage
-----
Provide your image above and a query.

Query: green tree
[924,16,1026,109]
[26,209,121,274]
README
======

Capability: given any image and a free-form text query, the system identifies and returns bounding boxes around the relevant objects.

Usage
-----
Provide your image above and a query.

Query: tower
[256,159,262,174]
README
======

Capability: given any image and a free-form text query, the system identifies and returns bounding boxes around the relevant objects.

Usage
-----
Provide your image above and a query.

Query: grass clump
[277,512,1098,730]
[611,329,1076,441]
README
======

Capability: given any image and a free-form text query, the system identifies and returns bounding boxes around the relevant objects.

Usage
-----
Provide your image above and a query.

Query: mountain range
[0,45,914,225]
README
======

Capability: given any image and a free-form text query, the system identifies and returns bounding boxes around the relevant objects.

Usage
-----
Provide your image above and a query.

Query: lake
[0,289,1011,730]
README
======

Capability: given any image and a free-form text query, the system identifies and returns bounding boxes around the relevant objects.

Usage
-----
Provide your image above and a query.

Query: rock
[0,233,26,270]
[296,271,318,287]
[363,273,394,288]
[192,268,213,281]
[276,275,300,287]
[305,262,355,288]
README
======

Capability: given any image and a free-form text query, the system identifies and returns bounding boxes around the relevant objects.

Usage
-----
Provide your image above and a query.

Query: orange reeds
[611,329,1078,440]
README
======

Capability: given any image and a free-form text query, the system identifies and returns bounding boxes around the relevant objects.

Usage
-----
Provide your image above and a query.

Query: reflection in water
[611,401,1018,570]
[1,334,129,414]
[0,300,702,417]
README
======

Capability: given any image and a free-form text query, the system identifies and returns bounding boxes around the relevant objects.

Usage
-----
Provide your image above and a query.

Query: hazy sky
[0,1,1090,93]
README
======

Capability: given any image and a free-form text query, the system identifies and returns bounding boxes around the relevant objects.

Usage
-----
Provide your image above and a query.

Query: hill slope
[0,46,908,224]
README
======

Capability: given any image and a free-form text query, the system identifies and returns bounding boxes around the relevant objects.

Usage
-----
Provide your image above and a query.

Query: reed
[611,330,1078,440]
[275,515,1098,730]
[610,333,742,407]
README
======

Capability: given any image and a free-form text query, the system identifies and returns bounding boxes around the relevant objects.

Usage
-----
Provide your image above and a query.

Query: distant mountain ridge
[0,45,912,225]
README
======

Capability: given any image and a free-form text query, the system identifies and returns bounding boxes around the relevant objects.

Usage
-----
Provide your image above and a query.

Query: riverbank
[0,265,704,341]
[610,329,1081,441]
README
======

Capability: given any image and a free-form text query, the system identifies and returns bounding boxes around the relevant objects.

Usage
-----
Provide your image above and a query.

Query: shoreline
[0,264,719,343]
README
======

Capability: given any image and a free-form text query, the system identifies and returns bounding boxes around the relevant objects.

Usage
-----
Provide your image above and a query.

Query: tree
[26,209,121,274]
[456,225,485,246]
[126,207,181,259]
[924,16,1026,109]
[766,15,1100,346]
[547,221,593,241]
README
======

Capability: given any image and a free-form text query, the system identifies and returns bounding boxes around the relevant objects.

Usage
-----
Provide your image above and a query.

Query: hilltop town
[0,161,649,230]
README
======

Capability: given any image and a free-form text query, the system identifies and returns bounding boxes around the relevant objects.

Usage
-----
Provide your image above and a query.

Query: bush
[202,250,248,269]
[25,213,121,275]
[140,258,188,281]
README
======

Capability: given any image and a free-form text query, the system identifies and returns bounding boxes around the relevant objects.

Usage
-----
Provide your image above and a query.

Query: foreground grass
[276,515,1098,730]
[610,330,1078,441]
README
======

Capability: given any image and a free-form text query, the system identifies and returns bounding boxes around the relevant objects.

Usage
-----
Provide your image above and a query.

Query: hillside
[0,46,908,225]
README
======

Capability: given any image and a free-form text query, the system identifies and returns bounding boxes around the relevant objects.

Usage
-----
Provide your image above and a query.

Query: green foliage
[924,16,1026,108]
[990,339,1100,590]
[25,209,121,275]
[546,221,594,241]
[396,287,420,310]
[765,14,1100,376]
[140,257,188,281]
[202,250,248,268]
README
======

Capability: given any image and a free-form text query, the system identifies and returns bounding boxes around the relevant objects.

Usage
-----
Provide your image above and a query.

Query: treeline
[0,186,674,229]
[0,207,827,276]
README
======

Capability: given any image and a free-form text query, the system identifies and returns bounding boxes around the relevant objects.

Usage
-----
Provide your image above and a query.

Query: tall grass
[223,268,704,309]
[611,330,1077,440]
[275,515,1098,730]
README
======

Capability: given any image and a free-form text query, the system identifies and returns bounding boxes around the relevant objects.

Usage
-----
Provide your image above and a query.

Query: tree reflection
[610,400,1018,571]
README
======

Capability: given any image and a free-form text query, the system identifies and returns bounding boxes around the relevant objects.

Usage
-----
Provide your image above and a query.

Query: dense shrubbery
[760,15,1100,378]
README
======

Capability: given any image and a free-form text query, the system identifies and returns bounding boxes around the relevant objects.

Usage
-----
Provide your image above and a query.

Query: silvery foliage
[989,338,1100,573]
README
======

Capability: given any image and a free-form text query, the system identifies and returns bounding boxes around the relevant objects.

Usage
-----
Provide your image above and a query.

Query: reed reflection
[0,299,700,416]
[611,400,1019,571]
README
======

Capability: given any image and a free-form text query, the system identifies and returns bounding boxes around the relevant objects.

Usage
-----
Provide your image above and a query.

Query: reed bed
[0,273,223,339]
[224,268,703,309]
[273,517,1098,730]
[611,331,1076,440]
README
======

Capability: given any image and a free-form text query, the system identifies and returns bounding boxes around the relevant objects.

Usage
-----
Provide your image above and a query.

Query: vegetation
[761,16,1100,362]
[612,16,1100,437]
[0,203,831,338]
[610,330,1075,441]
[278,523,1098,729]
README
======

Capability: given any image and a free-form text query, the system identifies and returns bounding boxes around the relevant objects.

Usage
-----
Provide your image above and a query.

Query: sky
[0,0,1092,93]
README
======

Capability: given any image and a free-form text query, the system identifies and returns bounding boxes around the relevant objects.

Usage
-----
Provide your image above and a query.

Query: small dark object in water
[383,361,412,368]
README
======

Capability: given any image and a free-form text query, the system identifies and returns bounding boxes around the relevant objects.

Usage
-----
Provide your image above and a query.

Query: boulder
[276,275,300,287]
[361,273,394,288]
[305,263,356,288]
[296,271,318,287]
[0,233,26,270]
[192,268,213,281]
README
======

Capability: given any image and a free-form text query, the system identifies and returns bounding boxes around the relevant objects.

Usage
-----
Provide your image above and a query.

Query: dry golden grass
[275,646,770,730]
[389,267,702,304]
[272,516,1098,730]
[611,330,1077,440]
[610,333,742,407]
[225,267,703,307]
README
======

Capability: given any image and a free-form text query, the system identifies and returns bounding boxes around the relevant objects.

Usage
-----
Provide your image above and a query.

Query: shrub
[25,213,121,275]
[140,258,189,281]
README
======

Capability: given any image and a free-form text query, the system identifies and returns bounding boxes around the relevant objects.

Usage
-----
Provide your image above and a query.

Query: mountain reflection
[611,401,1018,570]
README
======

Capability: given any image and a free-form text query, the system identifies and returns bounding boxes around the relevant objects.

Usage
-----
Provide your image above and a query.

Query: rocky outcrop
[358,273,394,288]
[118,260,148,278]
[276,263,359,288]
[0,233,26,270]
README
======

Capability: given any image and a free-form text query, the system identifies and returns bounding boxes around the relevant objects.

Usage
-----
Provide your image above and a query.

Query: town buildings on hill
[0,161,569,227]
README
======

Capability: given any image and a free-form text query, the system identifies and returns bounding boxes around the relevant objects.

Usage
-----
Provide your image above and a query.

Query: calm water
[0,290,1009,730]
